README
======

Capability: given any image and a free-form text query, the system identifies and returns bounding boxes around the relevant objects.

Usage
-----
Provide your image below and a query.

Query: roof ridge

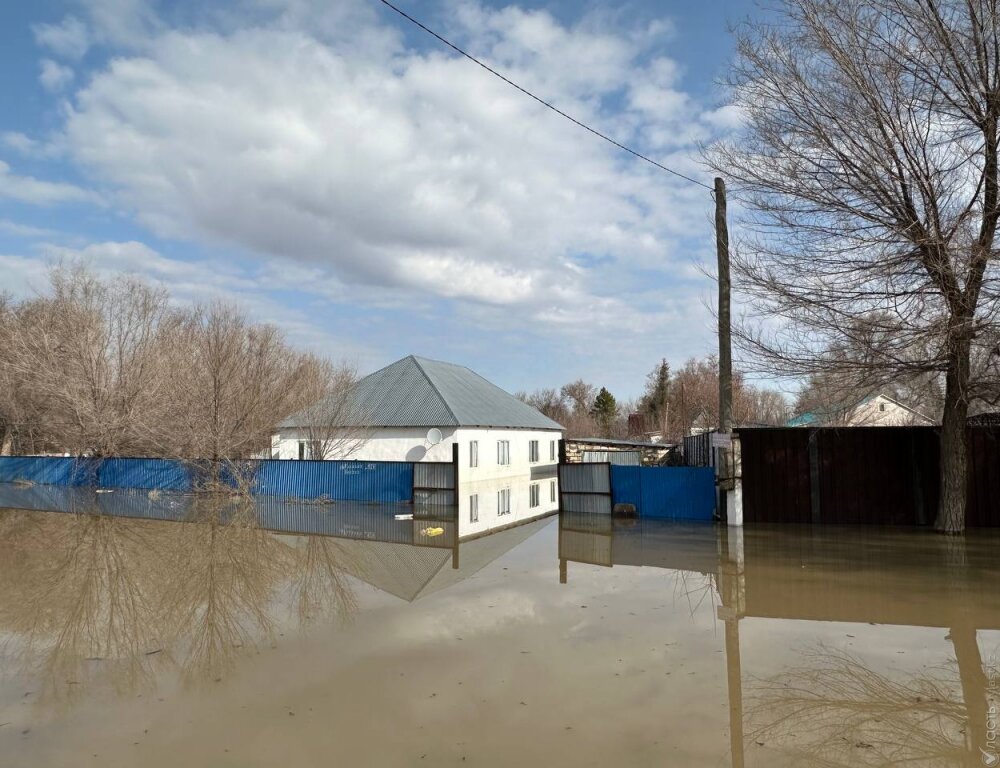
[409,356,460,426]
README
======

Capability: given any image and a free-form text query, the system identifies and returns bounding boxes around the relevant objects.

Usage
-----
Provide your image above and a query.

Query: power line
[375,0,714,192]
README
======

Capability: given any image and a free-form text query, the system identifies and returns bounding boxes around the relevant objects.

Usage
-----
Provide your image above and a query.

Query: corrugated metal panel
[413,462,455,489]
[0,456,77,485]
[96,458,193,490]
[608,466,716,521]
[253,459,413,502]
[560,529,612,566]
[559,463,610,494]
[683,432,716,467]
[582,450,640,466]
[610,465,641,510]
[281,355,562,430]
[561,493,612,514]
[640,467,715,521]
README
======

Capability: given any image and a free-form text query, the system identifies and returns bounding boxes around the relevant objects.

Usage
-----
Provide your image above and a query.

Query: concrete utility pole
[715,177,743,526]
[715,177,733,433]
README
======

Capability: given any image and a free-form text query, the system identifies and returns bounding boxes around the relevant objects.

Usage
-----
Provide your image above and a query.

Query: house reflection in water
[0,474,555,704]
[558,514,1000,767]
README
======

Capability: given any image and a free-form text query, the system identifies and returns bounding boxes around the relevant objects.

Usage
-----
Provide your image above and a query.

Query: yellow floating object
[420,526,445,537]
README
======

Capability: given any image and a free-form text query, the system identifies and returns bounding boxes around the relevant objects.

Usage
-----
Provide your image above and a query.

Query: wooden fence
[738,426,1000,526]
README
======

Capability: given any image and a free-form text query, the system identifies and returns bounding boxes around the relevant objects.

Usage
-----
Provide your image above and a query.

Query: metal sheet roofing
[282,355,562,431]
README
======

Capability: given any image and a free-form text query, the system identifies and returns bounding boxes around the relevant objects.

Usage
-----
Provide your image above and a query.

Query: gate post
[727,434,743,527]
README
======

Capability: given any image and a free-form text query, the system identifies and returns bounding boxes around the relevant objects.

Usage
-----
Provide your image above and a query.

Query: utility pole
[716,177,742,527]
[715,176,733,433]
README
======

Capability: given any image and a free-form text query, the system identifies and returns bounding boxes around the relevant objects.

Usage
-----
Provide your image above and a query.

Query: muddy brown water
[1,501,999,767]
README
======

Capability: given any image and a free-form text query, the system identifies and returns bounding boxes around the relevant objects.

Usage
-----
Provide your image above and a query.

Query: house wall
[453,427,561,481]
[849,396,933,426]
[272,427,563,476]
[272,427,458,463]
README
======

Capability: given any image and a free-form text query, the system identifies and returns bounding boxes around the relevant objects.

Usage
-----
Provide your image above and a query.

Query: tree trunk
[935,335,972,534]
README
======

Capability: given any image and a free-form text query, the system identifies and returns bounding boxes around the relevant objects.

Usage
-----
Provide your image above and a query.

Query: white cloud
[6,2,747,393]
[1,132,43,155]
[0,160,99,206]
[61,8,722,319]
[32,15,90,60]
[0,219,61,239]
[27,240,374,361]
[39,59,75,92]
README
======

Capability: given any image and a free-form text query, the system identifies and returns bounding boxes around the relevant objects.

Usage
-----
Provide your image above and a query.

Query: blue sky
[0,0,760,400]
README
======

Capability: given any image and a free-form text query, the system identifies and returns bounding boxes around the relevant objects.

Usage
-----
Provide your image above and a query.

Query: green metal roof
[281,355,562,431]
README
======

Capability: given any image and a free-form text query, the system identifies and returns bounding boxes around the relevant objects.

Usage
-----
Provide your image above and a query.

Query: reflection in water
[0,509,170,699]
[559,519,1000,768]
[0,498,346,699]
[0,481,554,708]
[4,485,1000,766]
[746,640,992,767]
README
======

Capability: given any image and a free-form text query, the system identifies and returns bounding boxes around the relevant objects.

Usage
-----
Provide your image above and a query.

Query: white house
[788,393,935,427]
[272,355,563,536]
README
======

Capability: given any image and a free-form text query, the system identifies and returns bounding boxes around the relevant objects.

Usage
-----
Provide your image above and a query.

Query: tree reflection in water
[0,499,360,704]
[746,636,998,767]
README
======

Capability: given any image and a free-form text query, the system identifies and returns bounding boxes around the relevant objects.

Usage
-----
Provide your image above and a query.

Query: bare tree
[3,265,178,457]
[709,0,1000,531]
[293,361,370,460]
[515,388,571,425]
[163,301,326,467]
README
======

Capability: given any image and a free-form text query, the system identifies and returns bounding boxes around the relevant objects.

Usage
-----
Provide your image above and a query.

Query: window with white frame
[529,439,539,463]
[497,440,510,465]
[498,487,511,515]
[550,480,556,502]
[470,494,479,523]
[550,440,556,461]
[298,441,307,460]
[470,440,479,467]
[529,483,540,508]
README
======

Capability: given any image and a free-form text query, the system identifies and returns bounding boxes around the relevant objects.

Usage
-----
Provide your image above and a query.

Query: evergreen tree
[639,359,670,433]
[590,387,617,436]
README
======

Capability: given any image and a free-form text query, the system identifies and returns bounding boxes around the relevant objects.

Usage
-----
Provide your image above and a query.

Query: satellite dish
[426,428,443,446]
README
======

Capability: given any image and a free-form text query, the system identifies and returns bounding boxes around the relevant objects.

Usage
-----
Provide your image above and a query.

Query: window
[529,483,540,508]
[550,440,556,461]
[298,441,307,460]
[498,487,511,516]
[470,440,479,468]
[529,439,539,463]
[497,440,510,466]
[550,480,556,502]
[470,494,479,523]
[879,403,886,412]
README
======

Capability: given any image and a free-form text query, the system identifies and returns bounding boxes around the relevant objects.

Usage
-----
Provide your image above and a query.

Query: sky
[0,0,762,400]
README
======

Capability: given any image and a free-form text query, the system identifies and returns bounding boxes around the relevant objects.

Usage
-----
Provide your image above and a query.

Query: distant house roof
[787,392,933,427]
[281,355,562,431]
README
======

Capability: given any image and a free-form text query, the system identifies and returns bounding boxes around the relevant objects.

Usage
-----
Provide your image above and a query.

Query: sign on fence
[711,432,732,448]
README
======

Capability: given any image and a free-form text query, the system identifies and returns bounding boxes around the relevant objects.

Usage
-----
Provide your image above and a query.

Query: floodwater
[1,490,999,767]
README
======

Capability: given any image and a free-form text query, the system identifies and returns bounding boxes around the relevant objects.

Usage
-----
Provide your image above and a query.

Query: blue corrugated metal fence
[0,456,420,503]
[611,465,716,521]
